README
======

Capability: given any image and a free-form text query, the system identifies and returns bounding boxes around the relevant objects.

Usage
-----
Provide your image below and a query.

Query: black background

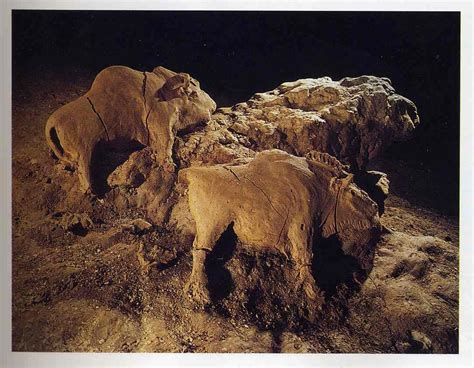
[12,11,460,214]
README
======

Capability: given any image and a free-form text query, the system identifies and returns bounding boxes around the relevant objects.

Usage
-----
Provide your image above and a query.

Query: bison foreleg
[295,264,323,303]
[290,227,324,305]
[185,247,211,305]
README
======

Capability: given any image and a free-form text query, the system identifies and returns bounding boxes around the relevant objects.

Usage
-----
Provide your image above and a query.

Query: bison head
[154,67,216,134]
[319,172,382,271]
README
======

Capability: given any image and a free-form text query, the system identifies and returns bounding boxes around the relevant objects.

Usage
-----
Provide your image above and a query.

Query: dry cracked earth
[12,67,458,353]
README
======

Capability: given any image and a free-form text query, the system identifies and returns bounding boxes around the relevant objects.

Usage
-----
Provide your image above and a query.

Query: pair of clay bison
[45,65,418,306]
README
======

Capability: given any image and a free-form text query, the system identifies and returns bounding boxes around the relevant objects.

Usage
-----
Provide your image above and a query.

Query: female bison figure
[179,149,381,306]
[45,65,216,192]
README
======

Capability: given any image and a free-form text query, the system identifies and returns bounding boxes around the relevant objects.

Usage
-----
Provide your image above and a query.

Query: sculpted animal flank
[179,149,381,305]
[45,65,216,192]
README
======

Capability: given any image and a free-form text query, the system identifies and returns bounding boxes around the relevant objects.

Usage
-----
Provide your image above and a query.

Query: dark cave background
[12,11,460,215]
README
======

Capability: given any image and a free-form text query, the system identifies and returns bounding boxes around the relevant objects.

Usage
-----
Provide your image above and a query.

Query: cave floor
[11,68,459,353]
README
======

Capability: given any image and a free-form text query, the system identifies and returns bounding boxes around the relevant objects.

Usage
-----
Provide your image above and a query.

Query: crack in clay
[142,72,152,145]
[142,72,148,108]
[222,163,285,220]
[86,97,110,142]
[144,107,152,146]
[224,166,241,181]
[275,207,290,246]
[194,248,212,253]
[242,174,283,218]
[333,183,343,235]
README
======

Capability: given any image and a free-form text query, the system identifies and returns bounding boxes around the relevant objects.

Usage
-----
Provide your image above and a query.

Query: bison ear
[340,173,354,187]
[152,66,178,80]
[156,74,191,101]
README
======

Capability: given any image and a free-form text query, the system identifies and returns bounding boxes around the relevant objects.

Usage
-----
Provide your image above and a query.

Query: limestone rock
[176,75,419,170]
[59,212,93,236]
[121,218,154,235]
[409,330,433,353]
[107,148,177,224]
[136,243,177,270]
[107,147,155,189]
[354,170,390,215]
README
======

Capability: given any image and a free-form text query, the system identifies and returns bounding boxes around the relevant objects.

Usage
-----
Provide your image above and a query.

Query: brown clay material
[180,149,380,305]
[45,66,216,192]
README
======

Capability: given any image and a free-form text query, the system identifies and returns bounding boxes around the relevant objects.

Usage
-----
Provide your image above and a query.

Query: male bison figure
[45,65,216,192]
[179,149,381,305]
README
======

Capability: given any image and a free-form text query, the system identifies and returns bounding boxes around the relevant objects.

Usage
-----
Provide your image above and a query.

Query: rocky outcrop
[175,75,419,170]
[106,147,177,224]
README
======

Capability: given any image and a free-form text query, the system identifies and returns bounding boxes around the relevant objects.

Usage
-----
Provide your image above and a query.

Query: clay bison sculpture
[45,65,216,192]
[179,149,381,305]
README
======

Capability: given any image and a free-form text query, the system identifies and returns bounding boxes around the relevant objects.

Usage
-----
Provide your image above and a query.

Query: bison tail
[47,126,65,160]
[45,115,66,160]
